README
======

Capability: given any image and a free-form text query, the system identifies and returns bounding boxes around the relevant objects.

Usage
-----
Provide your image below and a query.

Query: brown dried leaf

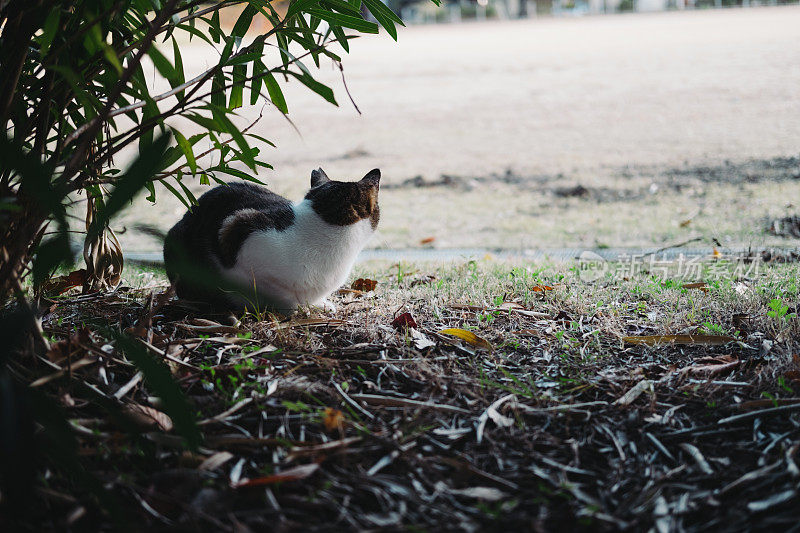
[123,403,174,431]
[682,282,710,292]
[323,408,345,432]
[272,318,346,330]
[232,463,319,488]
[45,328,91,362]
[450,304,486,311]
[622,334,736,346]
[198,451,234,471]
[337,288,363,296]
[41,269,87,296]
[123,325,150,339]
[30,357,98,387]
[351,278,378,292]
[683,357,739,376]
[287,437,362,461]
[177,320,242,335]
[391,312,417,330]
[614,379,654,406]
[531,285,554,292]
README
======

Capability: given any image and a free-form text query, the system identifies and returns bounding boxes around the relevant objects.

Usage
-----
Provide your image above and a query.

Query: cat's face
[304,168,380,229]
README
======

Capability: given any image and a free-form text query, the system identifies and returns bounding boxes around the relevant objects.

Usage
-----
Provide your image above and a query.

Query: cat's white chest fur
[221,199,373,310]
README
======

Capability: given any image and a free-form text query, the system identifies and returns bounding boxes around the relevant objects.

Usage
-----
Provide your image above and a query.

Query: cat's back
[165,182,293,270]
[192,181,290,217]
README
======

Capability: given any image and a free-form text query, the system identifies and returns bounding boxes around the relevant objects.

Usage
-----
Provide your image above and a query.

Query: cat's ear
[311,168,330,188]
[360,168,381,188]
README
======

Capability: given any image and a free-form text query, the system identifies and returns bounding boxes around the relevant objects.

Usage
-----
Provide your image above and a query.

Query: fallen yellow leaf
[438,328,493,351]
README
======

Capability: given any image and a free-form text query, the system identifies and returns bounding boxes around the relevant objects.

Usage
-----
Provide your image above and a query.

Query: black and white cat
[164,168,380,312]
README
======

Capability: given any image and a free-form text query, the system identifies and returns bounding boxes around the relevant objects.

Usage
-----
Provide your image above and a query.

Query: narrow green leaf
[209,166,264,184]
[171,129,196,174]
[185,113,224,132]
[50,65,97,114]
[287,71,337,105]
[171,37,186,100]
[40,8,61,56]
[225,52,263,66]
[145,181,156,203]
[232,4,257,39]
[209,107,256,170]
[287,0,323,19]
[305,8,379,33]
[251,60,264,106]
[295,13,321,67]
[102,43,123,74]
[362,0,403,40]
[161,179,191,209]
[263,71,288,113]
[210,10,221,43]
[139,98,160,150]
[229,64,246,110]
[220,36,235,63]
[247,133,276,147]
[362,0,404,25]
[331,25,349,52]
[276,32,290,69]
[176,173,198,205]
[321,0,362,13]
[148,46,178,86]
[176,23,215,46]
[211,72,226,108]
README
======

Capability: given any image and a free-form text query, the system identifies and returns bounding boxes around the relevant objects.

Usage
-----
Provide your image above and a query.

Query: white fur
[221,199,374,311]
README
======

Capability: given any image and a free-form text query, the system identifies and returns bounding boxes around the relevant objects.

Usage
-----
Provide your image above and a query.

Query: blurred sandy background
[113,6,800,251]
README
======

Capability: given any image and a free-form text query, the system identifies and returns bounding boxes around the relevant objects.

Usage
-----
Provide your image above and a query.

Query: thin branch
[336,61,361,115]
[89,37,332,172]
[117,0,244,58]
[63,69,210,146]
[86,4,334,153]
[88,108,266,186]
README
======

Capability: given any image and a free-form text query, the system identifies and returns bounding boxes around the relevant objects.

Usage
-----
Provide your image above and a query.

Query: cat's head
[304,168,380,229]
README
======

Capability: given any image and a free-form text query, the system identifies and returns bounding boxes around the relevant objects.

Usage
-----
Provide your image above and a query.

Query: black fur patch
[164,182,294,305]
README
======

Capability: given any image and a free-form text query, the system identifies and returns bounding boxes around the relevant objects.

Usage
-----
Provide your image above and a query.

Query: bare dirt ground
[114,7,800,251]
